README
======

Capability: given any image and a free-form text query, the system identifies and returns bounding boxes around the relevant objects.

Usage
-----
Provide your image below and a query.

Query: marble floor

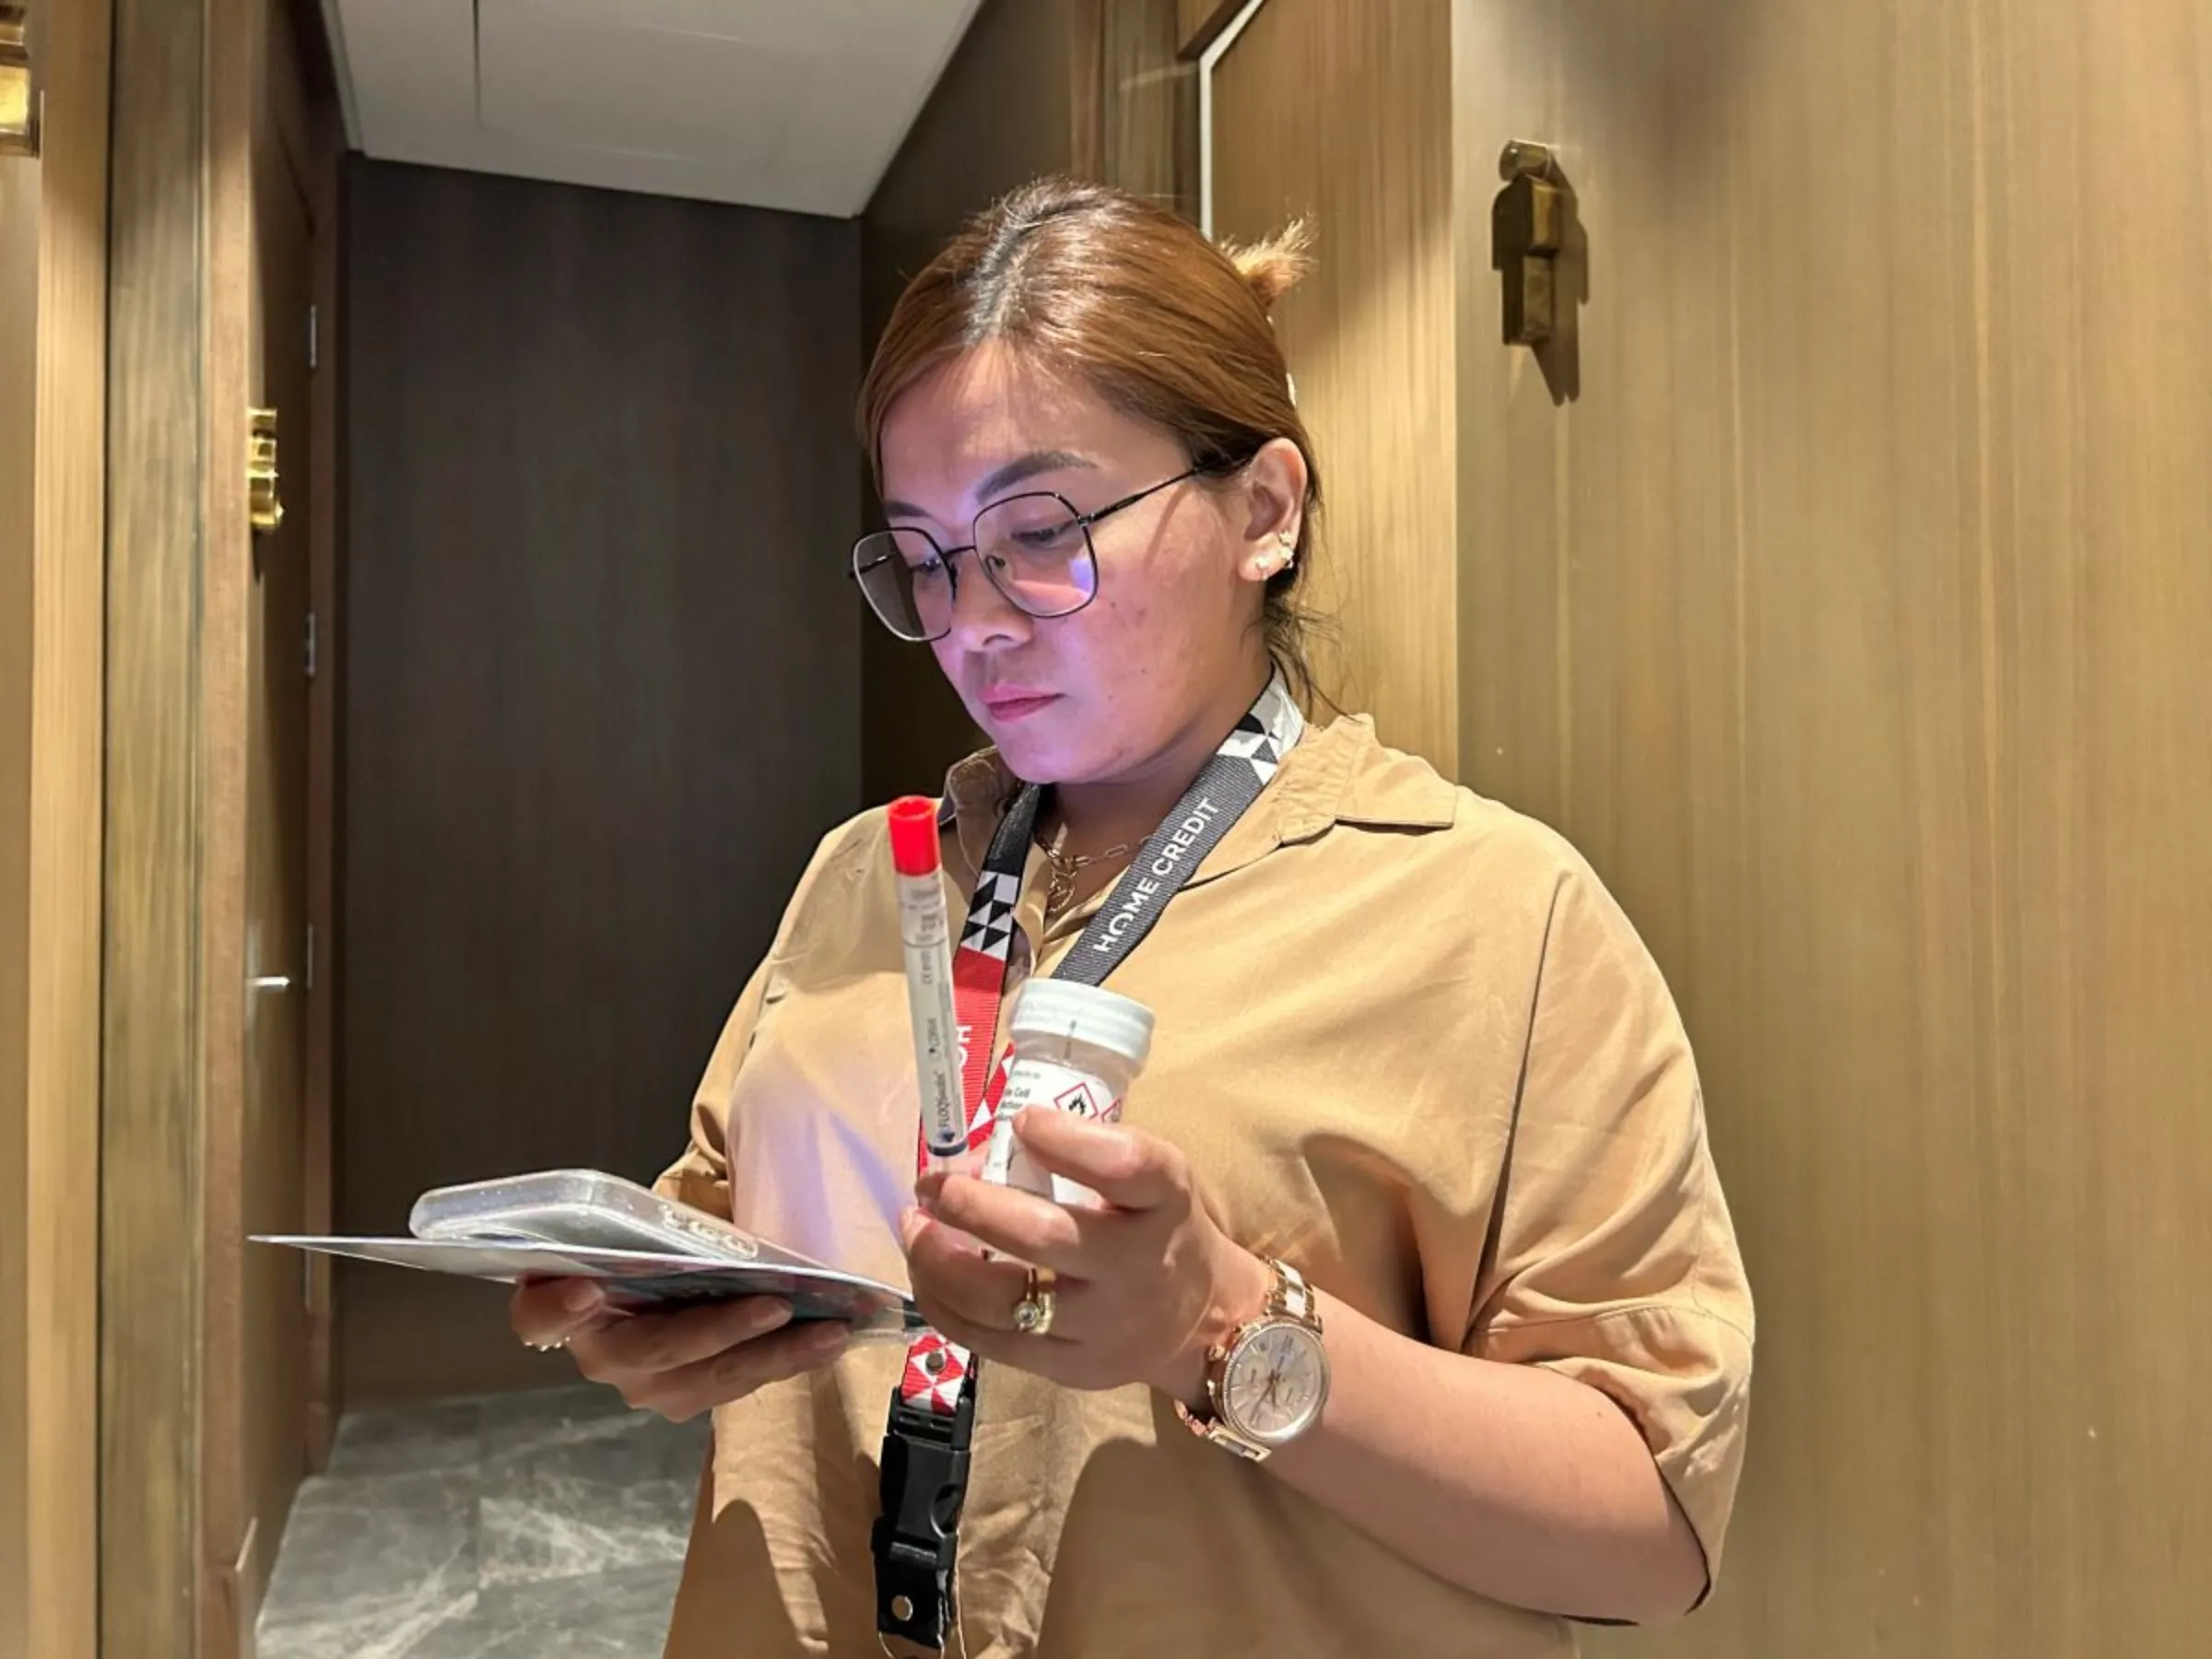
[258,1384,709,1659]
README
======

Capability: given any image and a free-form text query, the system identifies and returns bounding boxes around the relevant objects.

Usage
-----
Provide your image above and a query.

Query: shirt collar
[937,711,1456,888]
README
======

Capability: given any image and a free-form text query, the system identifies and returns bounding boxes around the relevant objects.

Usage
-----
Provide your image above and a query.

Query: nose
[945,554,1032,652]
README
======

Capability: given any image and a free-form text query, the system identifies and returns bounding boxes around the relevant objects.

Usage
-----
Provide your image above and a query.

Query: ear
[1235,437,1309,584]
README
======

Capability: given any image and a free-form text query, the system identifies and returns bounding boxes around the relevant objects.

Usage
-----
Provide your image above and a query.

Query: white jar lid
[1010,979,1156,1066]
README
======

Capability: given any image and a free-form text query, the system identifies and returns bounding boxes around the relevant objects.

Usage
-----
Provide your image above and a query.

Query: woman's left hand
[901,1106,1268,1401]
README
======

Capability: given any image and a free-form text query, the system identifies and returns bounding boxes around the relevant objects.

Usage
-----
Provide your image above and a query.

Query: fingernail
[560,1281,600,1314]
[805,1324,851,1355]
[745,1299,793,1334]
[899,1206,926,1250]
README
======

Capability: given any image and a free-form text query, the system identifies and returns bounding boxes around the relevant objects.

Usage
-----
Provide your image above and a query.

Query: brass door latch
[248,406,284,532]
[1491,140,1568,346]
[1,5,34,158]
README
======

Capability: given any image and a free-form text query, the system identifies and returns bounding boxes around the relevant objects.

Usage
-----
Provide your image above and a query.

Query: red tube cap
[887,795,942,876]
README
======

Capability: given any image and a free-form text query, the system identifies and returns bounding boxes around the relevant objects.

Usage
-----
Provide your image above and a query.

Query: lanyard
[871,674,1305,1651]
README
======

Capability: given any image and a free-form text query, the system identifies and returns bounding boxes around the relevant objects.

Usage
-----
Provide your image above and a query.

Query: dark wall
[338,159,860,1394]
[856,0,1080,802]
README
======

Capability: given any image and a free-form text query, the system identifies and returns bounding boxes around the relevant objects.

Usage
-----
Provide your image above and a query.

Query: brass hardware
[1491,140,1568,346]
[248,407,284,533]
[0,5,34,159]
[1499,139,1561,184]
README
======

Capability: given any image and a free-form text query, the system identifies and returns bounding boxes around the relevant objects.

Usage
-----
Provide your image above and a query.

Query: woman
[513,176,1753,1658]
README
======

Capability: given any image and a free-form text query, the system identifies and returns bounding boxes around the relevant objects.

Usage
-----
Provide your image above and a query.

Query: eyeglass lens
[853,492,1098,641]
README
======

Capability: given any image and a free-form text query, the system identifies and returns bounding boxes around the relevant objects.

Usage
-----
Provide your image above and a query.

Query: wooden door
[1205,0,1457,774]
[193,0,324,1642]
[1455,1,2212,1653]
[231,0,318,1626]
[100,2,336,1649]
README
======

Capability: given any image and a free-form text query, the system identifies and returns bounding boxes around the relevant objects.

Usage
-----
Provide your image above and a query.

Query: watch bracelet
[1175,1256,1324,1454]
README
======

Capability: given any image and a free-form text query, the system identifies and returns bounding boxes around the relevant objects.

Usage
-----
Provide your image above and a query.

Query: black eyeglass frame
[848,460,1231,643]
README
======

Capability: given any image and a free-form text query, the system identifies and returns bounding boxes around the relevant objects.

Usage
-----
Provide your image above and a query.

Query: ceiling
[321,0,984,219]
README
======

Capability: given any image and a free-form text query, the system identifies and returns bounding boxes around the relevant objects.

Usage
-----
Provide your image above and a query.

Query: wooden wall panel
[104,0,219,1651]
[341,160,862,1404]
[13,8,110,1651]
[1177,0,1243,59]
[0,110,38,1659]
[1075,0,1190,213]
[0,86,105,1646]
[858,0,1077,803]
[1454,1,2212,1653]
[1212,0,1457,773]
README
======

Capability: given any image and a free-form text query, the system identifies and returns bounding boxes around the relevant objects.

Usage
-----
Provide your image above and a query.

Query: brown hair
[857,175,1330,709]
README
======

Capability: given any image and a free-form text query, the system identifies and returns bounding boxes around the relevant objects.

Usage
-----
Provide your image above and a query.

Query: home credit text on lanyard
[870,674,1304,1652]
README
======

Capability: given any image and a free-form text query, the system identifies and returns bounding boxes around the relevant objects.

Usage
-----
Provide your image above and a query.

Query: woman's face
[877,343,1299,786]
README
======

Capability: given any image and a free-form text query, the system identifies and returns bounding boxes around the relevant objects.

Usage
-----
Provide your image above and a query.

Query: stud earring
[1252,534,1298,580]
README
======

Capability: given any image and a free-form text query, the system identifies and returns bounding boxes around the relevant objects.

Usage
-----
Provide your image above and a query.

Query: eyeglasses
[849,465,1208,643]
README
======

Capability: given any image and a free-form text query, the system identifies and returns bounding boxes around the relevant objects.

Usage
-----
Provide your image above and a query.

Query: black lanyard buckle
[872,1381,978,1648]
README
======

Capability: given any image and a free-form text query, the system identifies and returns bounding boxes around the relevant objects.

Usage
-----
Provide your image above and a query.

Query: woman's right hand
[509,1280,853,1422]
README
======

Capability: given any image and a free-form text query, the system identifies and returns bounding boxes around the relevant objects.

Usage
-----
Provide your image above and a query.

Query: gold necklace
[1038,829,1135,918]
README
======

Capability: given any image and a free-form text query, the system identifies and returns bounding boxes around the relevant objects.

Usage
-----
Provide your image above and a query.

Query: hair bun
[1222,218,1313,312]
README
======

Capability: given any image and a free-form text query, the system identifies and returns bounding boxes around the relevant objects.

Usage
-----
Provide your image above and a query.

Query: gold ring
[524,1335,569,1353]
[1011,1265,1056,1337]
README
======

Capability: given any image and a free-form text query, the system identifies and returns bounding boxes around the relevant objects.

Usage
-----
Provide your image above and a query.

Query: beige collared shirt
[655,713,1753,1657]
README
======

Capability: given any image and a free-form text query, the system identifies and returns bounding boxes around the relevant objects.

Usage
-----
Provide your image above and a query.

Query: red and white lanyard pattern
[894,674,1304,1418]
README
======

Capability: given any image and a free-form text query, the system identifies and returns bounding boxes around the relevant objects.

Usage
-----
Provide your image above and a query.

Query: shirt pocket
[760,951,804,1006]
[742,947,816,1068]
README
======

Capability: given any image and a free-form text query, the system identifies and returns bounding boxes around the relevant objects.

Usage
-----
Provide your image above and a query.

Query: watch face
[1223,1322,1328,1443]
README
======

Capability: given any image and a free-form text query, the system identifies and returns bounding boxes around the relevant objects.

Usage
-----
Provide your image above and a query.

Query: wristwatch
[1174,1257,1330,1461]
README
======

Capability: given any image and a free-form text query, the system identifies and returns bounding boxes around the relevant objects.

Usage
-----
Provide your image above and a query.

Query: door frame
[1190,0,1267,235]
[101,0,342,1651]
[300,0,344,1478]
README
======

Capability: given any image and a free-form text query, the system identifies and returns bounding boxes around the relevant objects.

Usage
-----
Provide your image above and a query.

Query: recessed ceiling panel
[478,5,806,165]
[330,0,477,152]
[325,0,985,218]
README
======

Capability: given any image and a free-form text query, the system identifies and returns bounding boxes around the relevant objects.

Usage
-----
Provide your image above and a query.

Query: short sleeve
[653,956,771,1218]
[652,819,867,1219]
[1465,853,1756,1595]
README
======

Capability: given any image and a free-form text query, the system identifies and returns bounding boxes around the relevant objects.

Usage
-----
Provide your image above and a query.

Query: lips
[979,688,1061,723]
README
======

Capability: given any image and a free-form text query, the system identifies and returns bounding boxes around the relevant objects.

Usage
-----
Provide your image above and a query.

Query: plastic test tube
[887,796,966,1165]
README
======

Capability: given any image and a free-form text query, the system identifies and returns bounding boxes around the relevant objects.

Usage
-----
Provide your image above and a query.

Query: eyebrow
[881,450,1099,523]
